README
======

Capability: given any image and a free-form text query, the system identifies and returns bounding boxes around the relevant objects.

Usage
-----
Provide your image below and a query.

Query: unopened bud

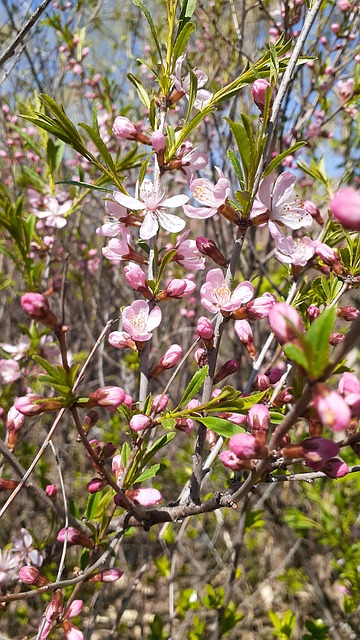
[195,237,228,267]
[129,414,152,432]
[88,569,123,583]
[214,359,238,384]
[57,527,94,548]
[149,344,183,378]
[20,293,61,330]
[19,566,49,587]
[337,306,360,321]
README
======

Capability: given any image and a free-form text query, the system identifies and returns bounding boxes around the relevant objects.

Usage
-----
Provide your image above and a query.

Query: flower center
[212,281,231,306]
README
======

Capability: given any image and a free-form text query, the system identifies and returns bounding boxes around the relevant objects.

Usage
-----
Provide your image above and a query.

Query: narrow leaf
[263,142,306,177]
[194,417,245,438]
[178,366,208,408]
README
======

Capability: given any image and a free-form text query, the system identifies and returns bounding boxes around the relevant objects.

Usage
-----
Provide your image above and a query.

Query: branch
[0,0,54,69]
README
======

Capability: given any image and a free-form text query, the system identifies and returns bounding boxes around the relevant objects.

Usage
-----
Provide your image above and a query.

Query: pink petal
[162,194,189,208]
[66,600,83,619]
[258,174,273,208]
[272,172,297,208]
[113,191,144,211]
[183,204,217,219]
[146,306,162,332]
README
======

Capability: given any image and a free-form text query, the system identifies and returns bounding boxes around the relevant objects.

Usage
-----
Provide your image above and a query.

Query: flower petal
[158,211,186,234]
[140,212,159,239]
[161,194,189,208]
[113,191,144,211]
[183,204,217,219]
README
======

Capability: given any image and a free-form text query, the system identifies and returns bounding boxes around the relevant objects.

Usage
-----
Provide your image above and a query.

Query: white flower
[0,549,19,585]
[113,179,188,240]
[13,528,43,567]
[171,54,212,110]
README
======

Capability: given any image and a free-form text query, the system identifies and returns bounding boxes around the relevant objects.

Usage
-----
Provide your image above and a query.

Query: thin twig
[0,0,54,68]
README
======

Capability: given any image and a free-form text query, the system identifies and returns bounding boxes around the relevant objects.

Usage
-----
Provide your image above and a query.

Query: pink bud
[245,293,276,320]
[88,569,123,583]
[338,372,360,396]
[87,477,107,493]
[220,412,247,425]
[150,344,183,378]
[89,386,125,412]
[195,348,208,367]
[330,187,360,231]
[323,457,349,478]
[130,414,151,432]
[175,417,195,434]
[125,487,162,506]
[337,306,360,321]
[313,384,351,431]
[109,330,137,351]
[112,454,124,483]
[19,566,49,587]
[151,394,169,413]
[20,293,60,330]
[45,484,58,497]
[307,305,320,322]
[6,406,25,450]
[302,436,339,470]
[303,200,324,225]
[234,319,256,358]
[206,429,217,448]
[124,262,149,293]
[15,394,44,416]
[248,404,270,437]
[337,0,351,10]
[229,433,269,459]
[195,237,228,267]
[214,359,238,384]
[196,316,214,340]
[57,527,94,548]
[112,116,138,140]
[330,23,340,34]
[252,79,272,114]
[255,374,270,391]
[268,303,305,344]
[219,449,245,470]
[151,131,166,152]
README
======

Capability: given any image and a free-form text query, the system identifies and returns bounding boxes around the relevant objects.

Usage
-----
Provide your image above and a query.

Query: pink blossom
[151,394,169,413]
[6,406,25,431]
[45,484,58,497]
[13,528,43,566]
[248,404,270,433]
[124,262,148,292]
[96,201,127,237]
[330,187,360,231]
[219,450,244,470]
[183,173,230,220]
[219,412,247,425]
[0,549,19,586]
[19,566,49,586]
[130,414,151,432]
[89,569,123,582]
[196,316,214,340]
[245,292,276,319]
[113,179,188,240]
[0,359,20,384]
[252,172,313,229]
[170,140,208,183]
[200,268,254,314]
[313,384,351,431]
[20,292,60,329]
[151,131,166,152]
[337,78,354,101]
[268,302,305,344]
[126,487,162,506]
[122,300,162,342]
[174,230,205,271]
[338,372,360,415]
[108,330,136,351]
[57,528,93,548]
[1,335,30,360]
[228,433,268,459]
[314,241,338,265]
[88,386,125,412]
[113,116,138,139]
[170,54,212,109]
[337,0,351,11]
[269,221,316,266]
[252,78,272,114]
[102,227,133,263]
[234,319,253,344]
[33,194,72,228]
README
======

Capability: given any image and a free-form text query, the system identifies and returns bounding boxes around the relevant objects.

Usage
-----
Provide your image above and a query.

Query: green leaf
[225,118,252,182]
[32,355,60,379]
[121,442,131,467]
[133,463,165,484]
[303,307,337,379]
[78,122,116,174]
[132,0,163,63]
[156,249,177,286]
[173,22,195,64]
[184,69,198,123]
[142,432,176,465]
[178,366,208,408]
[47,139,65,176]
[127,73,151,109]
[194,416,245,438]
[283,343,309,372]
[263,142,306,177]
[227,150,244,187]
[161,417,176,430]
[56,180,111,192]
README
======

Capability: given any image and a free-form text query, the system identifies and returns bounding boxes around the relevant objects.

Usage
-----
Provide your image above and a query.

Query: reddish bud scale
[0,478,19,491]
[214,359,238,384]
[195,237,228,267]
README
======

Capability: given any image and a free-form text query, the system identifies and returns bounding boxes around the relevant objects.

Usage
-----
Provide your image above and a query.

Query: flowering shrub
[0,0,359,638]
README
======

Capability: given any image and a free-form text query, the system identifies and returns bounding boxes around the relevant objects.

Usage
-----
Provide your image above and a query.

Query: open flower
[122,300,162,342]
[269,221,316,266]
[170,54,212,109]
[183,172,230,219]
[113,179,188,240]
[200,268,254,314]
[96,200,127,237]
[252,172,313,229]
